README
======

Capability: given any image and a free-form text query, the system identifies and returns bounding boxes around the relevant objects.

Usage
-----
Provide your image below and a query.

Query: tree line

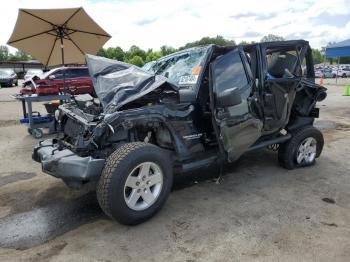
[0,46,31,61]
[1,34,348,66]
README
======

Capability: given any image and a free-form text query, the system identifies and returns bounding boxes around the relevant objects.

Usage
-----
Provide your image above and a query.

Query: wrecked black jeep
[33,40,327,225]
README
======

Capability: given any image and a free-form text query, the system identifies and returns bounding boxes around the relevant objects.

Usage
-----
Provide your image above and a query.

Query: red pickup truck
[21,66,94,96]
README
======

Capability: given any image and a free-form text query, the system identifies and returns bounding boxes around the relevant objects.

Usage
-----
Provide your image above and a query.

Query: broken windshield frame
[149,47,209,87]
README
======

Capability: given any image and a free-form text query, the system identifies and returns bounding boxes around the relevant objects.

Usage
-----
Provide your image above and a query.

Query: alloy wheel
[296,137,317,164]
[123,162,163,211]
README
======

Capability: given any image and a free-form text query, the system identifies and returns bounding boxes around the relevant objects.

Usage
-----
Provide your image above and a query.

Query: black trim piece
[63,8,82,26]
[66,35,85,56]
[20,9,55,26]
[247,134,291,151]
[181,155,217,173]
[65,27,110,38]
[208,57,227,163]
[8,29,55,44]
[46,35,58,66]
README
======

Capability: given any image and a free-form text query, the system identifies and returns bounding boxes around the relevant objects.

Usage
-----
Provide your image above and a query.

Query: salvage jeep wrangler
[33,40,327,225]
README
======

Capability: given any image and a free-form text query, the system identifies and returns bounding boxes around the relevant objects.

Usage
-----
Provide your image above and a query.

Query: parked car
[21,66,94,96]
[336,67,350,78]
[24,69,44,80]
[0,69,18,87]
[33,40,327,225]
[315,69,336,78]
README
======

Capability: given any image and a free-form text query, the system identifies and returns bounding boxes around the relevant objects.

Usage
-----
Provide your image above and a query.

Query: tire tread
[97,142,150,218]
[278,126,324,170]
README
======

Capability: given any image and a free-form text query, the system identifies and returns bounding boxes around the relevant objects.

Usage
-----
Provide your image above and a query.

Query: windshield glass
[142,61,156,72]
[27,69,43,75]
[150,47,208,86]
[0,69,14,77]
[40,68,59,79]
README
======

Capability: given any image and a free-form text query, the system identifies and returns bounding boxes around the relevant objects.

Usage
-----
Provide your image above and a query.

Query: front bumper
[33,139,105,183]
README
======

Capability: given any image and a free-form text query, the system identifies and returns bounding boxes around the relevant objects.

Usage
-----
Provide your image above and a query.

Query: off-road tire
[97,142,173,225]
[278,126,324,170]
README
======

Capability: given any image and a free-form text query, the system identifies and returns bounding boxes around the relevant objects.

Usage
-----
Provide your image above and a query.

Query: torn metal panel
[86,54,179,114]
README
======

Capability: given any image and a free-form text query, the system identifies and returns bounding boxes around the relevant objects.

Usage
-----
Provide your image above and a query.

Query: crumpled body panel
[85,54,178,114]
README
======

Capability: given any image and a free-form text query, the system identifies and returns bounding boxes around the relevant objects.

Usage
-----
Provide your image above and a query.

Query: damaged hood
[86,54,178,114]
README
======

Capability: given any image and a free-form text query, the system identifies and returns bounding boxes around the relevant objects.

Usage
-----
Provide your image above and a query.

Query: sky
[1,0,350,53]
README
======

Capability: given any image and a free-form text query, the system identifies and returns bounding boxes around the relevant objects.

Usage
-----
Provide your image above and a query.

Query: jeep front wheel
[97,142,173,225]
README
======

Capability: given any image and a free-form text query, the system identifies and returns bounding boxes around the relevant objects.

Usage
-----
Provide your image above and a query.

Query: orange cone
[319,77,324,85]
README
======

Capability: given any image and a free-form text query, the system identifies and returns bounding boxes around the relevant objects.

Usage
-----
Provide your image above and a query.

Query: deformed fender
[102,104,195,157]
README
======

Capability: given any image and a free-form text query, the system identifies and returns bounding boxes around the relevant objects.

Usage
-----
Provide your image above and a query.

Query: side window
[70,68,89,78]
[213,50,249,94]
[266,50,299,78]
[50,70,65,80]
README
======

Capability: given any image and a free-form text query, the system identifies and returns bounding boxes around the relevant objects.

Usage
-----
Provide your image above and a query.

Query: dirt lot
[0,79,350,261]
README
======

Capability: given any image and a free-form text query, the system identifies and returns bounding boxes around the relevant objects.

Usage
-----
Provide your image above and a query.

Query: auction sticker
[178,75,198,85]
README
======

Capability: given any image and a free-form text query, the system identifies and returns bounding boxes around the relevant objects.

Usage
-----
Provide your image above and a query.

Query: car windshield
[142,61,156,72]
[150,47,208,86]
[40,68,59,79]
[27,69,43,75]
[0,69,14,77]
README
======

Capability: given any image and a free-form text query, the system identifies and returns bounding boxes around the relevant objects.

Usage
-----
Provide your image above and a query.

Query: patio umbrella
[7,7,111,66]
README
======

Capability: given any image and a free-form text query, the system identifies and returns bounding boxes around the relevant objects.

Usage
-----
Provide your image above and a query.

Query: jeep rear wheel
[97,142,173,225]
[278,126,324,170]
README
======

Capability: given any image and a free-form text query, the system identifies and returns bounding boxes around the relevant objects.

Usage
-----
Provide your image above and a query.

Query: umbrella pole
[58,27,67,94]
[60,36,65,66]
[336,56,340,86]
[58,27,65,66]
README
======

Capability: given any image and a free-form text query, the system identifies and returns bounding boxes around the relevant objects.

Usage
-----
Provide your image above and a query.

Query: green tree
[96,35,242,65]
[145,49,162,63]
[125,45,147,61]
[127,55,144,67]
[8,50,31,61]
[260,34,284,42]
[312,48,324,64]
[98,47,125,61]
[160,45,176,56]
[97,48,107,57]
[0,45,9,61]
[109,47,125,61]
[179,35,235,50]
[238,40,249,45]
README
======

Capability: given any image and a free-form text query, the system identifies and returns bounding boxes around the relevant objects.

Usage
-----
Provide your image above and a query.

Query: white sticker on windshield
[178,75,198,85]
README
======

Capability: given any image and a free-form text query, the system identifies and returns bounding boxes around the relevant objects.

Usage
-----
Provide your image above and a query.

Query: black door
[262,47,302,132]
[210,48,263,162]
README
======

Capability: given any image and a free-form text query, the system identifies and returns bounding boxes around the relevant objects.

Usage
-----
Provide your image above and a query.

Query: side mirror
[216,87,242,107]
[48,75,56,80]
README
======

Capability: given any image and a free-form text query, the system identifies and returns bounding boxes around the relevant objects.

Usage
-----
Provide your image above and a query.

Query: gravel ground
[0,79,350,261]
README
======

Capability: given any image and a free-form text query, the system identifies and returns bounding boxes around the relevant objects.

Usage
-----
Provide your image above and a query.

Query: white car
[336,68,350,78]
[24,69,43,80]
[315,69,336,78]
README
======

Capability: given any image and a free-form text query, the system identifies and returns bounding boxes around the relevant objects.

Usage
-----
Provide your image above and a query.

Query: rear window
[266,49,300,78]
